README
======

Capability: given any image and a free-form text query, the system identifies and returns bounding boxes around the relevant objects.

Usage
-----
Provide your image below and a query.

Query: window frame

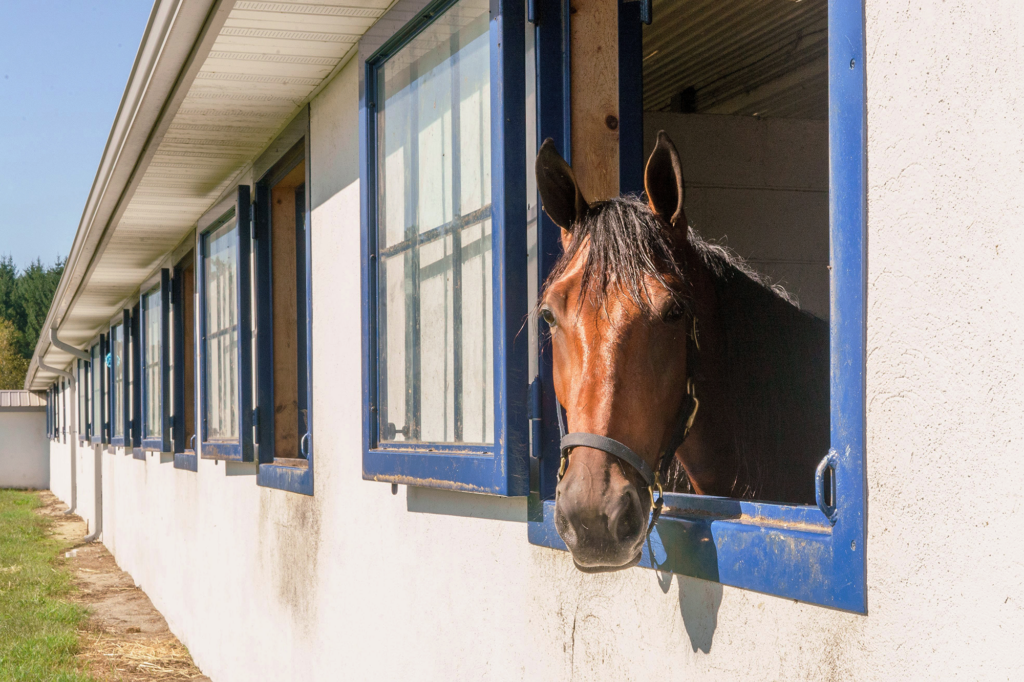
[196,186,254,462]
[359,0,529,496]
[139,270,172,453]
[108,310,131,448]
[254,128,315,495]
[172,250,199,472]
[77,358,88,444]
[525,0,867,613]
[88,335,107,446]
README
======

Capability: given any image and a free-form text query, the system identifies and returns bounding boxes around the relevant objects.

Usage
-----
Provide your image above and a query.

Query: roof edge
[26,0,232,390]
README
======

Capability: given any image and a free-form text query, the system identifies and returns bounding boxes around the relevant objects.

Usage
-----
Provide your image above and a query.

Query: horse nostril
[611,490,644,542]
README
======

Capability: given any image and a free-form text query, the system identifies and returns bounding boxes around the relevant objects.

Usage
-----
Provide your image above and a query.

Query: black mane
[546,194,797,313]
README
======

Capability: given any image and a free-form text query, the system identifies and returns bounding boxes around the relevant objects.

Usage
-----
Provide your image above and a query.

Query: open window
[526,0,866,612]
[172,251,198,471]
[140,271,171,453]
[89,336,107,445]
[254,136,314,495]
[197,187,254,462]
[359,0,529,495]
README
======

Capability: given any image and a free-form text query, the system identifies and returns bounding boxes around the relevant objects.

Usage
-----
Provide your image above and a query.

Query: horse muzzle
[554,452,650,572]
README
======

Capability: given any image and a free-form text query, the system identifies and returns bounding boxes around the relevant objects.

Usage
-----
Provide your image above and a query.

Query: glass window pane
[112,323,124,437]
[203,218,239,442]
[143,288,162,439]
[91,344,101,437]
[376,0,493,445]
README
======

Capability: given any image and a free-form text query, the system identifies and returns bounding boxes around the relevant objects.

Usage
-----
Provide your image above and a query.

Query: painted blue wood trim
[824,0,868,614]
[359,0,529,496]
[302,118,315,476]
[110,437,125,448]
[364,449,513,494]
[533,0,572,501]
[237,187,255,462]
[492,0,530,497]
[375,442,494,456]
[120,309,131,440]
[130,302,142,449]
[253,166,274,459]
[201,441,243,460]
[258,462,313,496]
[141,438,165,452]
[159,269,172,453]
[197,186,254,463]
[254,128,316,495]
[253,139,304,464]
[527,0,867,612]
[100,333,109,444]
[174,451,198,472]
[170,267,186,454]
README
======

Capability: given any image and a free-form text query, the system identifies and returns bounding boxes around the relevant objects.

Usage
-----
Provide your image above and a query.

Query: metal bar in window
[449,29,464,442]
[378,204,492,259]
[405,63,422,442]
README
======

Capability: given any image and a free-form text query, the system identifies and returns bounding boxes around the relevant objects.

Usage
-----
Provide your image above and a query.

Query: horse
[535,131,830,572]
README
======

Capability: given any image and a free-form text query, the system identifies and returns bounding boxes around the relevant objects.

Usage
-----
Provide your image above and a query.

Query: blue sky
[0,1,153,271]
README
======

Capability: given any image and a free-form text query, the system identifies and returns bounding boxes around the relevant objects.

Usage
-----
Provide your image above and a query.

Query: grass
[0,490,92,681]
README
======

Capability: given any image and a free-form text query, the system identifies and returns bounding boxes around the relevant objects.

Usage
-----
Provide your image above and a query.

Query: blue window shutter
[159,269,172,453]
[236,186,255,462]
[359,0,529,496]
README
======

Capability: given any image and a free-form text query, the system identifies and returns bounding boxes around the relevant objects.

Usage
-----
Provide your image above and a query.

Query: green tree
[16,258,64,358]
[0,257,22,343]
[0,318,29,389]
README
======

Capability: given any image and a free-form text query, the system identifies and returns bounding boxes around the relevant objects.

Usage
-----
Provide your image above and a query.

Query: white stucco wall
[0,411,48,489]
[42,1,1024,679]
[49,438,72,505]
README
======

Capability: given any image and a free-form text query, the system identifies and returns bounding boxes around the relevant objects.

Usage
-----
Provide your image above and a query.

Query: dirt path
[36,491,210,682]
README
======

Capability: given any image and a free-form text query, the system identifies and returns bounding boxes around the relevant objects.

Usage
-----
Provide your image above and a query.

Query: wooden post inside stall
[569,0,621,201]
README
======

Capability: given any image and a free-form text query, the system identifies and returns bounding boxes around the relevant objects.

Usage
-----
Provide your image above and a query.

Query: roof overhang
[27,0,388,390]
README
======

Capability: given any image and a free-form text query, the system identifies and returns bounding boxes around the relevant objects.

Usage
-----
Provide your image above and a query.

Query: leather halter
[556,315,701,539]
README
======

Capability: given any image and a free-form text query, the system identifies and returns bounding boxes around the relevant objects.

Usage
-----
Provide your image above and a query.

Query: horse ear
[644,131,686,229]
[536,138,589,248]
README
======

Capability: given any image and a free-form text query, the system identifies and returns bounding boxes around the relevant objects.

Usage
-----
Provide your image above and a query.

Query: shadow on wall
[656,567,723,653]
[677,575,723,653]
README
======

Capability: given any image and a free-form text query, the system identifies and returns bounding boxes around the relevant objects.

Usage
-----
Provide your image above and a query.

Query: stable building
[30,0,1024,679]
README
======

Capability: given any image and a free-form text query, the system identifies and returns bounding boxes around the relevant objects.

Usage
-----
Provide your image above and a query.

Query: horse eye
[663,304,686,323]
[540,308,556,327]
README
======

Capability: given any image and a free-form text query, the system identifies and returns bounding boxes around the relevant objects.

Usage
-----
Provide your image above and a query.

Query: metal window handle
[815,449,839,525]
[300,433,310,458]
[189,435,196,451]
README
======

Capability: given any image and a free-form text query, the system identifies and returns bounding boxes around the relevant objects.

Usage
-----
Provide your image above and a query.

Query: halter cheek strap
[555,316,701,540]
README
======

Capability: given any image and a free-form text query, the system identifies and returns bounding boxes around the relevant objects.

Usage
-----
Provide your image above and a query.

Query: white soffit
[31,0,389,389]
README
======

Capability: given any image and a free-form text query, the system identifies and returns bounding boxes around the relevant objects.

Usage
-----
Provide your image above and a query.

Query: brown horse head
[537,132,697,571]
[537,132,832,573]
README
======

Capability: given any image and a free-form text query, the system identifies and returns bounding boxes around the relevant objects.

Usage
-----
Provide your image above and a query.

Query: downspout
[46,328,92,518]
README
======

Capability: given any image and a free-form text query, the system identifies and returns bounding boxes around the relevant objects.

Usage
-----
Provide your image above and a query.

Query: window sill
[173,450,198,472]
[527,492,864,613]
[258,458,313,496]
[200,441,248,462]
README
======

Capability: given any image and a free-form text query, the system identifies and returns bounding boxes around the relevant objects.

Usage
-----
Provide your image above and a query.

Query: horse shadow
[649,515,725,654]
[676,575,723,653]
